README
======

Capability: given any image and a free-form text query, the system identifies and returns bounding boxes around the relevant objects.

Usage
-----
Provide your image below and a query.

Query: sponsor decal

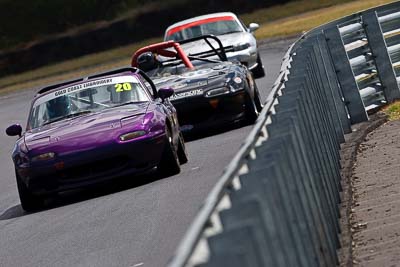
[233,77,243,84]
[114,82,132,92]
[196,80,208,87]
[34,76,140,107]
[170,89,203,100]
[171,80,207,90]
[180,69,212,78]
[172,83,187,90]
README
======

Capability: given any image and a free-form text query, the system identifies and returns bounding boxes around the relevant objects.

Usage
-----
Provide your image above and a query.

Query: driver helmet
[46,96,71,119]
[137,52,159,72]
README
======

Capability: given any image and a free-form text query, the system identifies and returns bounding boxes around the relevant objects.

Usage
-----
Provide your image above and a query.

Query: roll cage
[131,35,228,70]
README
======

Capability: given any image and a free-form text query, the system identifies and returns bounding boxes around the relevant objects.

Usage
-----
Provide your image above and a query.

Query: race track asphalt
[0,37,295,267]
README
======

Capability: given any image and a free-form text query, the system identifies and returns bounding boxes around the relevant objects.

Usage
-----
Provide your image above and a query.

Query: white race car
[164,12,265,78]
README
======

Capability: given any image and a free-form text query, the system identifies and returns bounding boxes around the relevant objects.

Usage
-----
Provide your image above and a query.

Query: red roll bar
[131,41,194,70]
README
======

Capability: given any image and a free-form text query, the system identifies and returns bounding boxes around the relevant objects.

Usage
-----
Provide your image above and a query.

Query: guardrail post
[363,11,400,102]
[206,224,265,267]
[324,26,369,124]
[300,38,347,144]
[196,254,247,267]
[218,197,277,266]
[277,77,342,239]
[251,139,325,266]
[316,35,352,135]
[227,186,296,266]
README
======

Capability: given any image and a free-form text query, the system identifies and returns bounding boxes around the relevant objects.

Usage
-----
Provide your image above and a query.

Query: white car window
[166,19,243,41]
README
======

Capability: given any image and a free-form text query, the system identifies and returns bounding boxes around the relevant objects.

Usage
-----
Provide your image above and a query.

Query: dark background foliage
[0,0,291,76]
[0,0,291,50]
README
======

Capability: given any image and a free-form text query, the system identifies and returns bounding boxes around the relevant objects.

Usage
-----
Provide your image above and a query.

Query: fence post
[324,26,369,124]
[316,35,352,135]
[363,11,400,102]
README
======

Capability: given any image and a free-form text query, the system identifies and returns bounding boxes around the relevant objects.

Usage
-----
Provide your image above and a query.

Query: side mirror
[158,87,174,101]
[6,124,22,137]
[248,23,259,33]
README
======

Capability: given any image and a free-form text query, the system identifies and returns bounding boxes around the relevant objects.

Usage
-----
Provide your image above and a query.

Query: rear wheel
[157,127,181,177]
[16,171,45,212]
[252,53,265,78]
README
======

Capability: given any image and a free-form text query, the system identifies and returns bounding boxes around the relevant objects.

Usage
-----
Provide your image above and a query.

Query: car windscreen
[28,75,150,129]
[166,17,242,41]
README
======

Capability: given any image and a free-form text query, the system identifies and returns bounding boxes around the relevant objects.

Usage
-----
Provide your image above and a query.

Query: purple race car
[6,67,188,211]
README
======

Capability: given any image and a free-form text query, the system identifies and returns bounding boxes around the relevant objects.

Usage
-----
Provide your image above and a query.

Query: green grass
[0,0,168,50]
[0,0,397,94]
[254,0,396,39]
[0,37,161,94]
[241,0,357,25]
[383,101,400,121]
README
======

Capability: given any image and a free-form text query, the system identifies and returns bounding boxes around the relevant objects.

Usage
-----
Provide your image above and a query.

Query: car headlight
[119,130,147,141]
[227,76,245,92]
[205,87,230,97]
[31,152,55,162]
[233,42,251,51]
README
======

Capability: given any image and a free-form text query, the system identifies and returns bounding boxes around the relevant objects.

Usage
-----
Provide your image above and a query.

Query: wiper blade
[65,110,92,118]
[220,31,242,35]
[43,110,92,125]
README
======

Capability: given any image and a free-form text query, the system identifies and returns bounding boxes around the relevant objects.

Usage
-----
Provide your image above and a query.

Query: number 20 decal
[115,83,132,92]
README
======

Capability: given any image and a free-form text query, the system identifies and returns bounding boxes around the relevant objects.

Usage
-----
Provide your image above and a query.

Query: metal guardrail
[168,2,400,267]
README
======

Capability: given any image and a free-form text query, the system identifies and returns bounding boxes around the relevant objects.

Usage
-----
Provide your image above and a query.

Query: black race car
[131,35,263,132]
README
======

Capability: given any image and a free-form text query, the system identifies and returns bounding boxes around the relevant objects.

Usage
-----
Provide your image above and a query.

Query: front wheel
[244,92,259,124]
[16,171,45,212]
[252,54,265,79]
[157,127,181,177]
[253,82,263,112]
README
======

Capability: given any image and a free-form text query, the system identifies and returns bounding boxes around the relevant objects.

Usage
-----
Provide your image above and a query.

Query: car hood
[151,62,234,96]
[24,102,149,152]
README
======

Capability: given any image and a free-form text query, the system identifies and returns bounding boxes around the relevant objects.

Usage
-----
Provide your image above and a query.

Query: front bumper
[172,91,247,132]
[18,133,165,195]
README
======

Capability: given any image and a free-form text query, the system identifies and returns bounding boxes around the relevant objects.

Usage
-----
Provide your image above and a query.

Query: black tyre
[253,82,263,112]
[245,92,259,124]
[177,133,188,164]
[157,127,181,176]
[16,171,45,212]
[252,54,265,78]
